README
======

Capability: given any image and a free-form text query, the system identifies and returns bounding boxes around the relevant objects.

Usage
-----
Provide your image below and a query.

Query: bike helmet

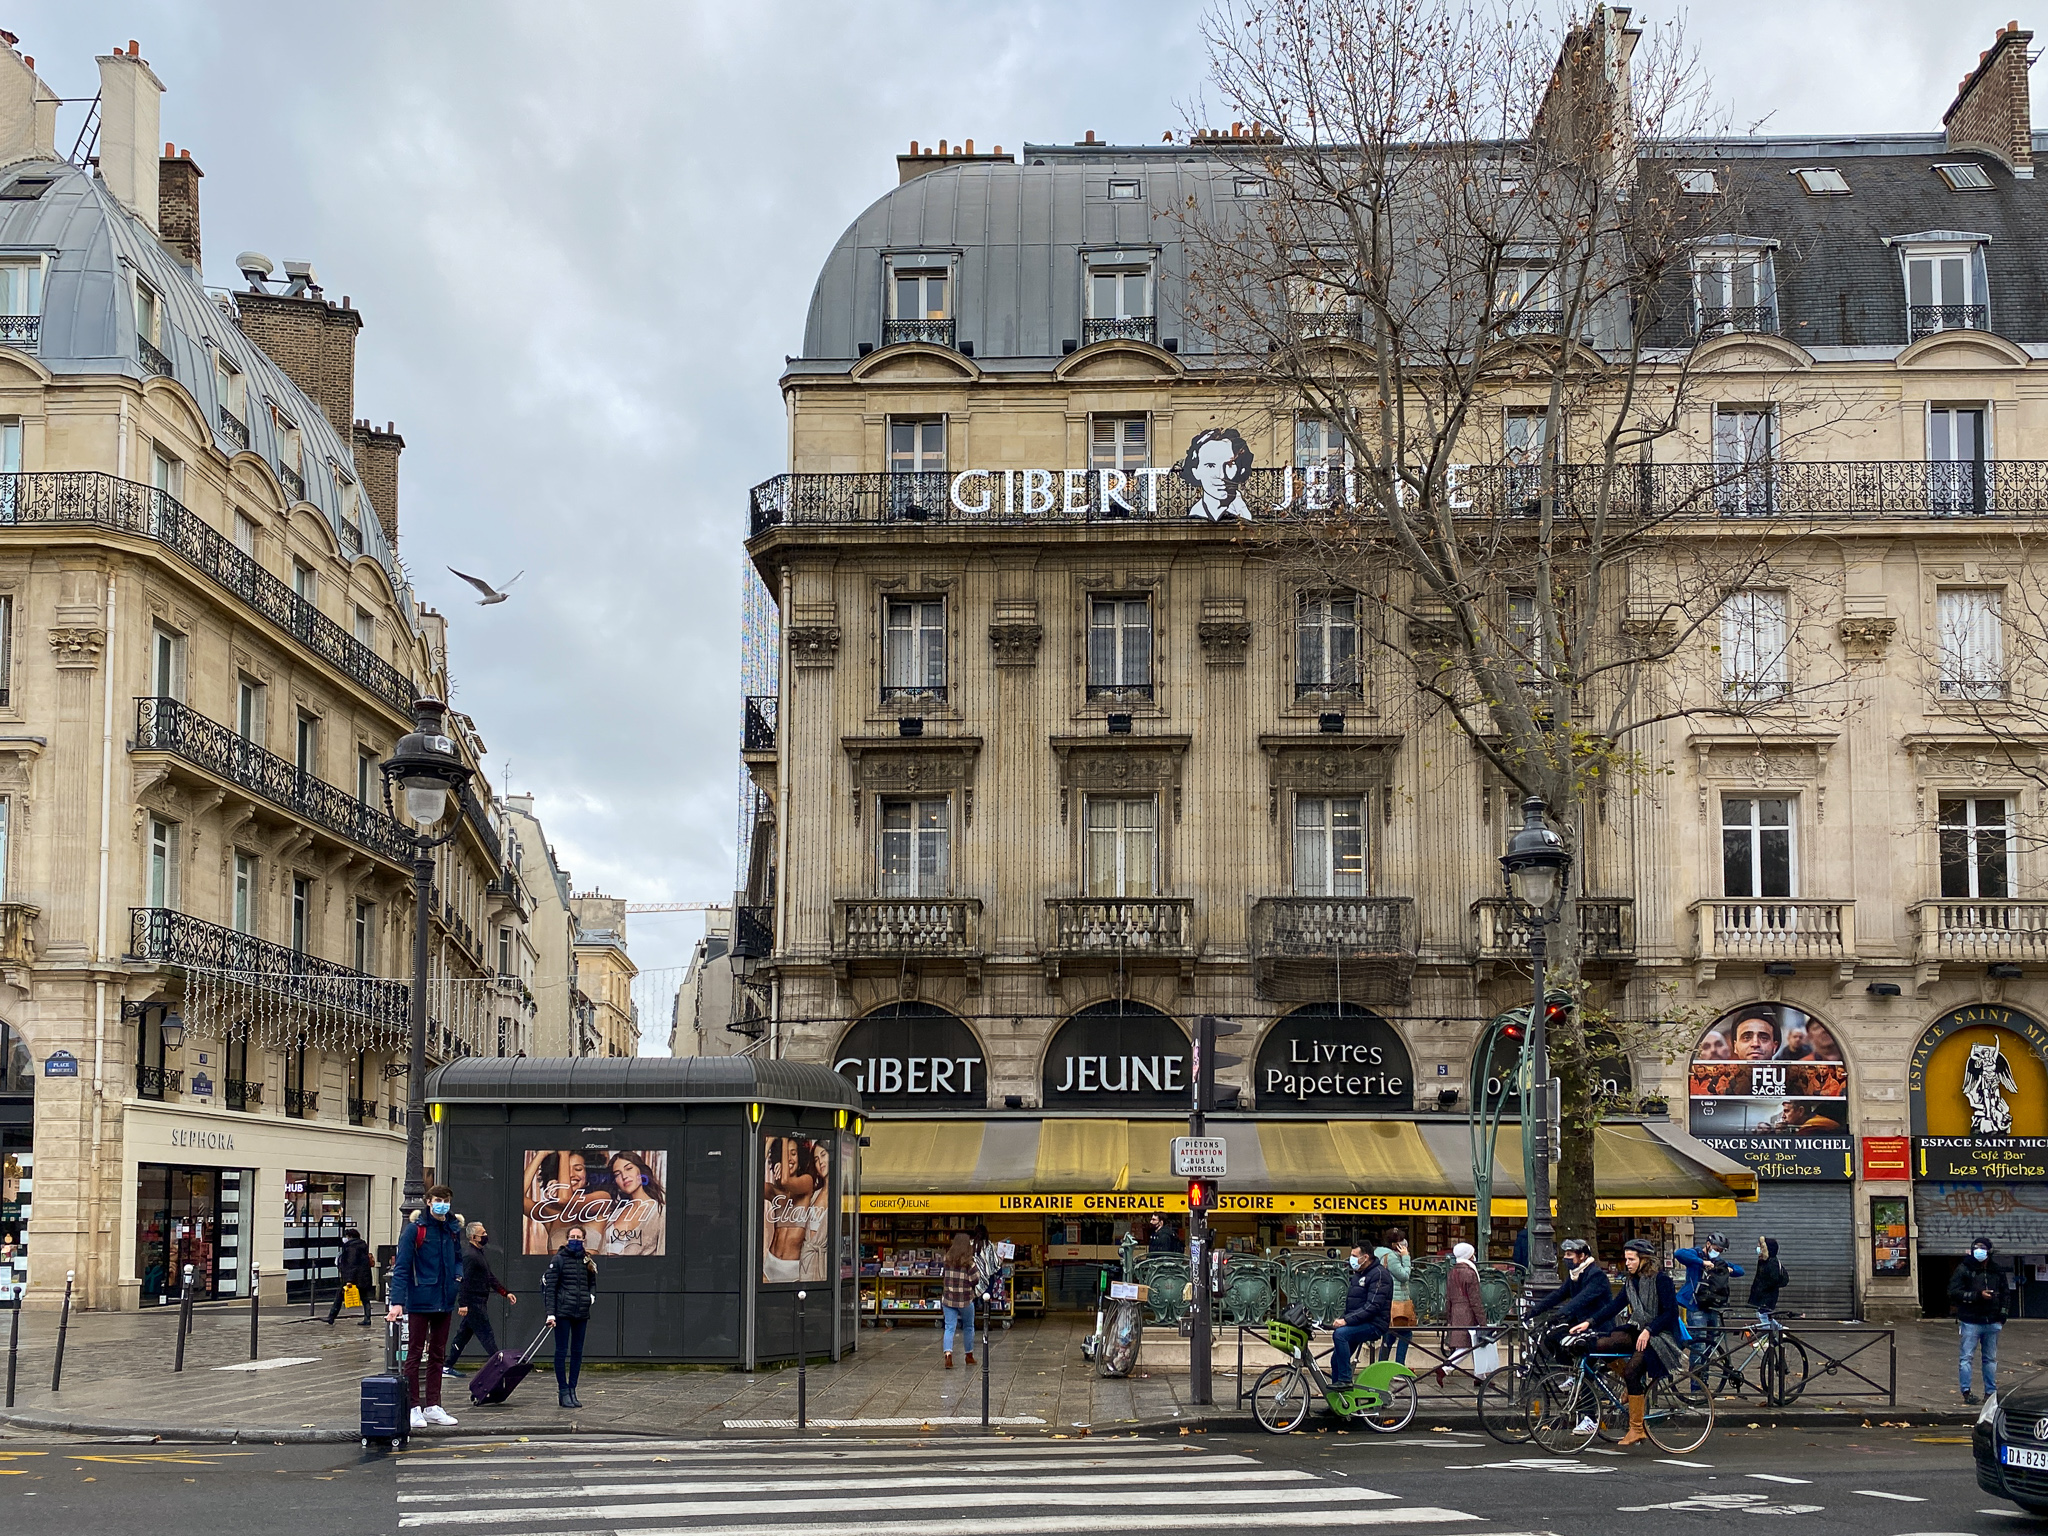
[1703,1232,1729,1249]
[1623,1237,1657,1256]
[1558,1236,1590,1255]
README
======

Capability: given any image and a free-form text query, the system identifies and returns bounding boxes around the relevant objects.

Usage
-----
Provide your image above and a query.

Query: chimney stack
[235,285,363,431]
[96,43,165,229]
[1945,21,2035,177]
[0,42,58,164]
[158,143,202,272]
[351,418,404,548]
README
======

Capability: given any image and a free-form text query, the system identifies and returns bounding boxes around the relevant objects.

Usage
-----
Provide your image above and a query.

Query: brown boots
[966,1351,976,1365]
[1618,1392,1649,1446]
[944,1351,954,1369]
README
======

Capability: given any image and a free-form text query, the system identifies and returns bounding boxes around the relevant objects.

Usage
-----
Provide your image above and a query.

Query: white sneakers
[1574,1417,1599,1436]
[409,1407,427,1430]
[423,1405,458,1426]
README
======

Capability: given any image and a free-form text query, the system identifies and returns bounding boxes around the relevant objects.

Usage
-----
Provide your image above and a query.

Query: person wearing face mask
[543,1224,599,1409]
[1527,1236,1614,1359]
[387,1184,465,1430]
[1330,1242,1392,1388]
[443,1222,517,1379]
[1949,1234,2008,1404]
[1672,1231,1744,1373]
[1747,1236,1787,1323]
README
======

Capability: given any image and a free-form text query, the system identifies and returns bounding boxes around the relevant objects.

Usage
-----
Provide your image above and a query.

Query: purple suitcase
[470,1321,553,1405]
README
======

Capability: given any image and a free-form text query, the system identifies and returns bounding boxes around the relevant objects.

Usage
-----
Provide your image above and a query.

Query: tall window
[215,355,245,423]
[0,418,18,475]
[1086,797,1157,898]
[225,1032,252,1108]
[1295,415,1348,469]
[233,511,257,555]
[232,852,257,935]
[1937,588,2005,699]
[1297,593,1360,696]
[285,1040,310,1118]
[883,598,945,700]
[497,927,513,978]
[135,280,161,345]
[1507,590,1546,682]
[295,713,318,780]
[879,798,950,897]
[1496,266,1559,331]
[357,750,376,805]
[1692,250,1777,335]
[150,446,181,502]
[291,875,312,953]
[1088,596,1153,698]
[887,417,946,474]
[0,260,41,318]
[292,560,316,604]
[1294,796,1365,896]
[1505,408,1549,510]
[1722,796,1794,899]
[236,677,265,745]
[1940,797,2013,899]
[354,900,375,972]
[0,593,9,709]
[1089,415,1149,471]
[273,407,303,485]
[151,625,184,701]
[0,797,10,901]
[1929,406,1988,515]
[1720,589,1790,701]
[1904,245,1985,338]
[1713,407,1775,514]
[147,817,179,909]
[354,607,375,646]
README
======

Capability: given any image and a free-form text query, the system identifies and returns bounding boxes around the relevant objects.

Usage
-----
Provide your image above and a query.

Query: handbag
[1390,1299,1417,1328]
[342,1283,362,1309]
[1469,1339,1502,1377]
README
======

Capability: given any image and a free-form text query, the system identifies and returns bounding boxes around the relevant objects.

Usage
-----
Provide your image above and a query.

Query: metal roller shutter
[1915,1183,2048,1255]
[1716,1183,1856,1320]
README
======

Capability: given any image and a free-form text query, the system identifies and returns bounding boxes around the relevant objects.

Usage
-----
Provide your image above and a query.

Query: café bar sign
[1909,1005,2048,1181]
[833,1006,987,1110]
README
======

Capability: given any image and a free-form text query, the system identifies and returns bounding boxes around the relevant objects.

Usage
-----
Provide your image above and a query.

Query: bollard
[173,1264,195,1373]
[795,1290,807,1430]
[249,1262,262,1360]
[5,1293,17,1408]
[50,1271,73,1393]
[980,1294,991,1430]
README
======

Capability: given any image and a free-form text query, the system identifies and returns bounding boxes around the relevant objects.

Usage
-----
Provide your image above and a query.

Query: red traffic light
[1188,1178,1215,1212]
[1502,1023,1524,1041]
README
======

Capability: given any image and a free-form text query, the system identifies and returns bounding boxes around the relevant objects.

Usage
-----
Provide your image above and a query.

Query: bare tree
[1176,0,1858,1240]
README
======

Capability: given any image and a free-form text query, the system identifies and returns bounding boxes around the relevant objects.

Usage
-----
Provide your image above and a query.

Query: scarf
[1623,1269,1686,1377]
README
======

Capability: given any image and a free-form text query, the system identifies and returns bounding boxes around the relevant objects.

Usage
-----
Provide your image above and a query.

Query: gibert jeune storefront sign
[1040,1004,1189,1111]
[1254,1006,1414,1111]
[833,1006,988,1111]
[1910,1005,2048,1180]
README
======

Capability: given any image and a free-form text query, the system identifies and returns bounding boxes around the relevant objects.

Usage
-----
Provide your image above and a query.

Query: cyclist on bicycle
[1566,1236,1685,1448]
[1330,1242,1391,1388]
[1674,1231,1743,1371]
[1528,1236,1613,1358]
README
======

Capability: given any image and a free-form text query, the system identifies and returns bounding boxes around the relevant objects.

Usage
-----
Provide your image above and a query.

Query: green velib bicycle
[1251,1312,1418,1434]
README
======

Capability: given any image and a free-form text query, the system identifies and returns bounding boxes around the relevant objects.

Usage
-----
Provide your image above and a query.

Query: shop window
[135,1165,245,1302]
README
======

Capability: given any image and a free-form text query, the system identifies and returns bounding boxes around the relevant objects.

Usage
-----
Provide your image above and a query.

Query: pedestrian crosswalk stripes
[393,1438,1489,1536]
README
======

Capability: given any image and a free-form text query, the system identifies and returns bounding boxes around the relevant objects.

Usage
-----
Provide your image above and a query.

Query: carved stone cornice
[1048,734,1192,823]
[988,622,1043,667]
[841,736,983,823]
[1838,616,1898,659]
[1258,733,1402,821]
[787,624,841,668]
[1197,619,1253,665]
[1688,729,1839,821]
[48,626,106,668]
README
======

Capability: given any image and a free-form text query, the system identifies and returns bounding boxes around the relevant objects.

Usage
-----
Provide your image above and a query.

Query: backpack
[1697,1263,1731,1311]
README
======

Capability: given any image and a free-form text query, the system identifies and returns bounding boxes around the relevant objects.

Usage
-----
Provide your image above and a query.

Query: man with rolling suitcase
[387,1184,464,1430]
[444,1222,515,1379]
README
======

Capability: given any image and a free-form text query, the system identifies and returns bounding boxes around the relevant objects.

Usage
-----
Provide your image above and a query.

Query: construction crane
[623,902,725,914]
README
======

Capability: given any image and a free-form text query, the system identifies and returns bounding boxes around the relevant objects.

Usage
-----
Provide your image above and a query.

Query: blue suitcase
[362,1320,410,1447]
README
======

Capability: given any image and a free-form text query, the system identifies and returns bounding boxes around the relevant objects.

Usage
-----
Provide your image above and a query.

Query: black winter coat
[335,1235,372,1287]
[542,1246,598,1321]
[1531,1260,1614,1326]
[1748,1241,1788,1311]
[1340,1261,1392,1332]
[1949,1255,2008,1324]
[457,1246,509,1310]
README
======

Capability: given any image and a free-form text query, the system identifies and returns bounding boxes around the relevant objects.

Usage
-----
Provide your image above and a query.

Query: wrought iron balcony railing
[1249,895,1419,1003]
[744,694,778,752]
[1471,896,1635,961]
[284,1087,318,1119]
[339,517,363,556]
[388,1103,407,1128]
[348,1095,379,1126]
[137,1064,182,1100]
[0,314,40,348]
[1497,309,1565,336]
[137,332,174,378]
[750,460,2048,535]
[224,1077,262,1112]
[1292,309,1364,341]
[1691,898,1855,965]
[1694,305,1779,337]
[882,318,956,348]
[131,907,410,1032]
[0,472,415,710]
[1911,899,2048,966]
[733,905,774,961]
[1909,304,1989,341]
[834,898,982,957]
[278,461,306,501]
[459,781,502,871]
[1082,316,1158,346]
[218,406,250,451]
[135,696,413,866]
[1047,897,1195,956]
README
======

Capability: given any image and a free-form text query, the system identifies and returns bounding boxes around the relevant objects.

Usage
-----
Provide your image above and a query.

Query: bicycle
[1528,1346,1714,1454]
[1698,1310,1807,1406]
[1250,1312,1418,1434]
[1473,1317,1561,1446]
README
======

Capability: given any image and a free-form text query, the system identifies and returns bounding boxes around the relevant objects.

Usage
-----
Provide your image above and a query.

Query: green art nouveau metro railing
[0,472,416,711]
[749,460,2048,535]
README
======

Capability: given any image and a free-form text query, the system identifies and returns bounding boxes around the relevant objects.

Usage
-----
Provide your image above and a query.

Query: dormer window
[1935,162,1993,191]
[1676,168,1719,195]
[1899,241,1989,340]
[1107,179,1142,201]
[1793,167,1850,195]
[885,265,953,348]
[1084,267,1154,345]
[1495,266,1561,335]
[272,405,304,498]
[134,280,171,377]
[0,259,41,349]
[215,355,248,448]
[1233,176,1267,198]
[1289,272,1362,341]
[1691,248,1778,338]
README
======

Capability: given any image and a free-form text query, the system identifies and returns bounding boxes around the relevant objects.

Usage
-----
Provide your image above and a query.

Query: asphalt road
[0,1423,2021,1536]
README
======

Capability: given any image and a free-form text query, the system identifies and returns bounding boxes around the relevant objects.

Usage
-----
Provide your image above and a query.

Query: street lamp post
[1498,794,1573,1291]
[381,696,473,1209]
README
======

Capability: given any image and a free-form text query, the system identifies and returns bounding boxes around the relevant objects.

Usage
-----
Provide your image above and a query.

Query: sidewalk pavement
[0,1301,2016,1443]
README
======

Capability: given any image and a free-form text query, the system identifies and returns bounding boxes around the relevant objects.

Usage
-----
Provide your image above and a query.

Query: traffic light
[1187,1177,1216,1214]
[1196,1014,1244,1114]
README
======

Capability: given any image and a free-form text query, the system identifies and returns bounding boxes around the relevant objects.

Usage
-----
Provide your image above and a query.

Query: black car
[1976,1376,2048,1514]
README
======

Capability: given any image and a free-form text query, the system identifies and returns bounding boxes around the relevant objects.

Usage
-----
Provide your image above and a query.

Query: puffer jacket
[1949,1254,2008,1324]
[390,1211,464,1314]
[1340,1259,1392,1332]
[542,1245,598,1320]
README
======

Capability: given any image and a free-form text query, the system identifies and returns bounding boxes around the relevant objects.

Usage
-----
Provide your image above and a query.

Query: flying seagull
[448,567,522,606]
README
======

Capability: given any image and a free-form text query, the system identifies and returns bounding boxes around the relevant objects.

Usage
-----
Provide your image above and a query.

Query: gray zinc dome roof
[0,157,401,580]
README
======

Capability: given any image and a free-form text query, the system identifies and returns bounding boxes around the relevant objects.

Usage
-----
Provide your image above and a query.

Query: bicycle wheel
[1644,1368,1714,1454]
[1758,1337,1809,1407]
[1360,1372,1417,1433]
[1251,1362,1313,1434]
[1476,1367,1536,1446]
[1528,1367,1599,1453]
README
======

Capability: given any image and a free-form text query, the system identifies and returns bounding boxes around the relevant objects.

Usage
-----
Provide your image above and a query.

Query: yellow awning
[1257,1119,1459,1195]
[855,1118,985,1194]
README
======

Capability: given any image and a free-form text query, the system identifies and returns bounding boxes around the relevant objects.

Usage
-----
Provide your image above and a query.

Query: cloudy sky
[15,1,2037,1034]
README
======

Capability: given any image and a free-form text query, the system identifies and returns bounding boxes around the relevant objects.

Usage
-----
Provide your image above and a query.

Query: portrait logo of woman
[521,1147,668,1257]
[762,1132,831,1284]
[1176,427,1255,521]
[1687,1003,1848,1136]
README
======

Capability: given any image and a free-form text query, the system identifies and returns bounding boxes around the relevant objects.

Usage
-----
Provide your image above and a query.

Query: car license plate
[2003,1445,2048,1470]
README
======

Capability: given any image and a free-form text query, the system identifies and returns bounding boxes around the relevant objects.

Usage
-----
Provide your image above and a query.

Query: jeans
[1378,1328,1412,1364]
[1961,1319,2002,1396]
[1331,1322,1383,1385]
[404,1312,451,1409]
[1687,1306,1722,1368]
[553,1315,587,1392]
[942,1302,976,1353]
[446,1305,499,1368]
